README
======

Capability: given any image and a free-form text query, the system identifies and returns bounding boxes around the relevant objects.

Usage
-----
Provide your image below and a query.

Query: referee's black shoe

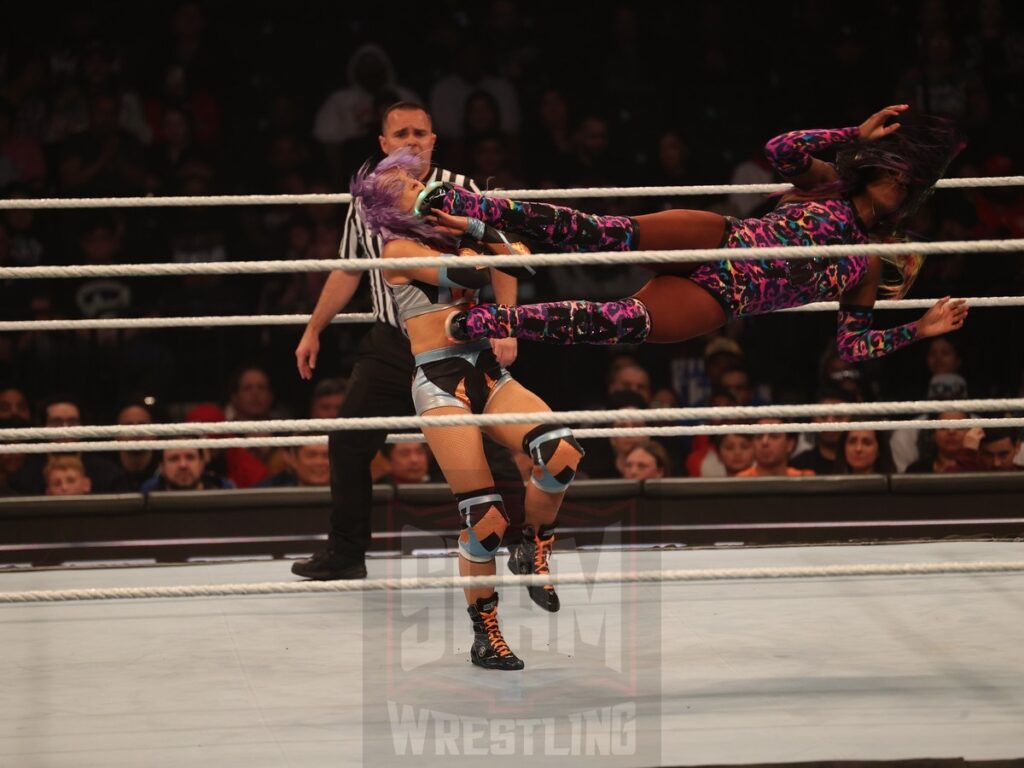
[291,549,367,580]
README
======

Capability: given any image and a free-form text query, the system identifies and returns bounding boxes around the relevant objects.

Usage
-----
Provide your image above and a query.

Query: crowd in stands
[1,0,1023,495]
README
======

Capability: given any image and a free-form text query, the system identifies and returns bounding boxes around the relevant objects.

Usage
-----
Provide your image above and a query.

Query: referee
[291,101,522,579]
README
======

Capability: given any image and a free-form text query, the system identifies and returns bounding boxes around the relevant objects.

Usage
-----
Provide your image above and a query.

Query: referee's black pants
[328,323,522,561]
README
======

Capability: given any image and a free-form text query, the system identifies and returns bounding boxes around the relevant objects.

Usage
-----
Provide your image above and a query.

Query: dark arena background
[1,2,1023,767]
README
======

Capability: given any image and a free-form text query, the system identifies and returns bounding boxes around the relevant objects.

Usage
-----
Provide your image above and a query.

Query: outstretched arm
[837,257,967,362]
[765,104,909,191]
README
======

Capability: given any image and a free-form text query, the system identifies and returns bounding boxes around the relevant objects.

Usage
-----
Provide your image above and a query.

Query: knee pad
[456,488,509,563]
[523,425,585,494]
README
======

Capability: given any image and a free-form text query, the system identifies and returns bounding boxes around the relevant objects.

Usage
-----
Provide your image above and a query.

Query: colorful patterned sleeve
[764,127,861,177]
[836,307,919,362]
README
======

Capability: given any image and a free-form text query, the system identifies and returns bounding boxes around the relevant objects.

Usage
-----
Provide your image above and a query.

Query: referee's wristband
[465,217,485,241]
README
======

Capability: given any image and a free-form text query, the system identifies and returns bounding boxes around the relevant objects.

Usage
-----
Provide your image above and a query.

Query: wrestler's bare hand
[490,337,518,367]
[425,210,470,236]
[918,296,968,338]
[858,104,908,142]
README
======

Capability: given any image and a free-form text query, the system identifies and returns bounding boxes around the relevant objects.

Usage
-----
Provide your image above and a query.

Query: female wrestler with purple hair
[421,105,969,360]
[351,149,584,671]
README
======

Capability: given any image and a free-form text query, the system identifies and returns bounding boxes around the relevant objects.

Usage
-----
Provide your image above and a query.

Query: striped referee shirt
[339,165,479,329]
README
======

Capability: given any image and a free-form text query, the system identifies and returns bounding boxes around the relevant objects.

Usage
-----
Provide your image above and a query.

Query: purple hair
[349,148,456,250]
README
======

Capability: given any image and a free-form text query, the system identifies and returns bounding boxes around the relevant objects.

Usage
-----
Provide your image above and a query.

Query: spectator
[834,429,896,475]
[791,389,851,474]
[309,377,346,419]
[713,433,755,477]
[428,42,521,141]
[0,417,29,496]
[2,185,48,267]
[621,441,669,480]
[891,373,969,472]
[607,357,652,405]
[0,99,45,189]
[257,442,331,487]
[906,410,971,473]
[184,403,268,488]
[566,114,619,187]
[685,389,738,478]
[522,87,573,186]
[113,402,159,490]
[897,28,989,126]
[737,419,815,478]
[377,442,431,485]
[921,423,1023,473]
[57,90,147,195]
[926,336,964,377]
[468,133,523,190]
[141,448,234,492]
[226,365,280,421]
[44,456,92,496]
[576,389,649,479]
[671,336,745,409]
[0,386,30,421]
[719,363,756,407]
[6,397,127,495]
[819,342,868,401]
[313,43,419,177]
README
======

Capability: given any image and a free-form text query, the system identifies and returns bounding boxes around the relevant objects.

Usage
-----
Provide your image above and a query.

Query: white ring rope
[2,561,1023,604]
[0,313,376,332]
[3,238,1023,280]
[3,416,1022,455]
[0,176,1020,210]
[1,398,1021,443]
[0,297,1019,332]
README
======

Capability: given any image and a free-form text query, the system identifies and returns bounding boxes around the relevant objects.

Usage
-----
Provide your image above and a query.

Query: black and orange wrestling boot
[507,525,560,612]
[467,592,524,671]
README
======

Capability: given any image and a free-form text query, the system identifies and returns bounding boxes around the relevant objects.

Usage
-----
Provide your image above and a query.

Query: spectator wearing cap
[44,456,92,496]
[310,377,346,419]
[737,418,815,478]
[890,372,969,472]
[670,336,743,408]
[185,403,268,488]
[257,442,331,487]
[141,448,235,492]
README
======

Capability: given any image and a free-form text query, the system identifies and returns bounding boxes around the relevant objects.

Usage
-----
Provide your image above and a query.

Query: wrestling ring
[2,178,1024,767]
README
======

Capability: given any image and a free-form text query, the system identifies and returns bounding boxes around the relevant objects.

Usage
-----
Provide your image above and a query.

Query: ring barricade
[2,416,1023,454]
[2,238,1024,280]
[0,297,1019,333]
[1,398,1022,443]
[1,560,1023,603]
[0,175,1020,209]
